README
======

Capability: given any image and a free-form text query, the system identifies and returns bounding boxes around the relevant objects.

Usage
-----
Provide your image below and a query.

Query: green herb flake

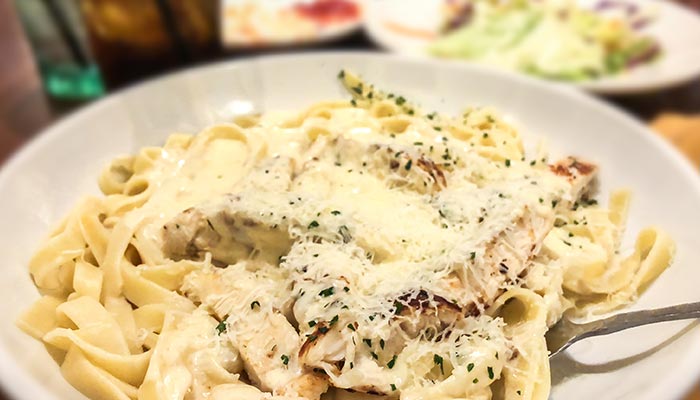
[505,159,511,167]
[473,378,479,384]
[394,301,404,315]
[467,363,474,372]
[470,252,476,260]
[380,339,385,349]
[405,159,413,171]
[308,320,317,328]
[215,319,227,335]
[487,366,494,380]
[329,315,339,326]
[338,70,345,79]
[363,338,372,347]
[387,354,397,369]
[250,300,260,310]
[319,287,335,297]
[331,210,341,215]
[308,220,320,229]
[395,96,406,106]
[281,354,290,365]
[433,354,444,374]
[391,384,397,391]
[338,225,352,243]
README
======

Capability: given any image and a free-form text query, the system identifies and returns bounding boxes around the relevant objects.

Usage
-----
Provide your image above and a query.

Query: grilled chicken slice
[183,265,328,399]
[163,157,296,266]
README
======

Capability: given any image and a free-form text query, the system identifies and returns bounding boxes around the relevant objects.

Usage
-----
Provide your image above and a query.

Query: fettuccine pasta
[17,71,674,400]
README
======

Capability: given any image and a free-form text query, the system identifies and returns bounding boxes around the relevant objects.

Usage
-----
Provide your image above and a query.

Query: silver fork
[546,302,700,358]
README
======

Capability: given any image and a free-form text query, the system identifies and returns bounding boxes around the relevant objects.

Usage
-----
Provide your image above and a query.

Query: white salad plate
[364,0,700,94]
[0,53,699,399]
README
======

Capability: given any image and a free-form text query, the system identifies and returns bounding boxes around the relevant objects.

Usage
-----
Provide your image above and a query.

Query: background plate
[364,0,700,94]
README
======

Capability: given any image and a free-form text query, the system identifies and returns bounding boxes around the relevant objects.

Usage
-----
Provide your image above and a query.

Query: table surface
[1,0,700,399]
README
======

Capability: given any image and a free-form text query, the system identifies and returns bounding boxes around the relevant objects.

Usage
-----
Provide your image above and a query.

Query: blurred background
[0,0,698,398]
[1,0,699,168]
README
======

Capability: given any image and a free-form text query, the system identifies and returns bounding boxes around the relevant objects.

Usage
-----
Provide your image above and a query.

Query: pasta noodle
[17,71,675,400]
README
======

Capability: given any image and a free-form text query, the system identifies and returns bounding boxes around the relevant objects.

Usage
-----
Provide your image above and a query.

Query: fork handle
[577,301,700,340]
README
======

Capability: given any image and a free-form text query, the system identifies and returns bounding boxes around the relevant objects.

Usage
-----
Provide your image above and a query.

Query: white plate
[221,0,364,48]
[364,0,700,94]
[1,53,699,400]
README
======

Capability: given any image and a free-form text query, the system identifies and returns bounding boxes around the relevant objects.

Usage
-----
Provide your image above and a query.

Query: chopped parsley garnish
[350,99,357,107]
[329,315,339,326]
[318,326,330,334]
[434,126,442,131]
[338,70,345,79]
[414,141,423,146]
[551,200,559,208]
[379,339,385,349]
[391,384,397,391]
[387,355,398,369]
[308,320,317,328]
[530,160,536,166]
[363,338,372,347]
[473,378,479,384]
[394,301,404,315]
[433,354,444,374]
[347,323,356,331]
[517,390,522,396]
[563,240,572,246]
[215,318,227,335]
[281,354,290,365]
[405,159,413,171]
[427,112,436,120]
[467,363,474,372]
[338,225,352,243]
[250,301,260,310]
[487,366,494,380]
[505,159,511,167]
[352,85,363,95]
[307,334,318,342]
[343,286,350,292]
[370,351,379,360]
[331,210,341,215]
[308,220,319,229]
[470,252,476,260]
[319,287,335,297]
[395,96,406,106]
[483,133,489,138]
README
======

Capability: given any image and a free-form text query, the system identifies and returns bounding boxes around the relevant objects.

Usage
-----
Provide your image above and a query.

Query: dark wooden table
[1,0,699,399]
